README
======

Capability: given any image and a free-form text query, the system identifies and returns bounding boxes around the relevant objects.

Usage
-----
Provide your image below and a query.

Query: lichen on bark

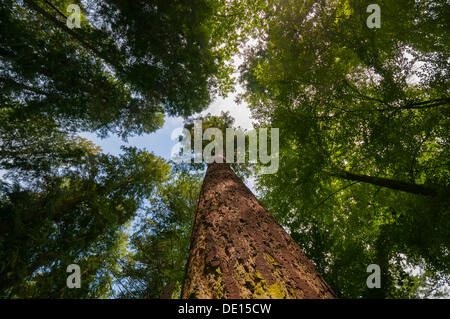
[181,162,336,299]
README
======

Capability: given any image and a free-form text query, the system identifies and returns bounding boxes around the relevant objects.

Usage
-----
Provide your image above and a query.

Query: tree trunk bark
[327,169,438,196]
[181,162,336,299]
[160,281,176,299]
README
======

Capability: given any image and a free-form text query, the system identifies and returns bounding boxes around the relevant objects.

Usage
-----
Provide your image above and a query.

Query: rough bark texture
[181,162,336,299]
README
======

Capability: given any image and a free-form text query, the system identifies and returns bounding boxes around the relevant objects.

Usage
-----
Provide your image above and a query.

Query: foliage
[114,167,202,299]
[240,0,450,298]
[0,120,170,297]
[0,0,249,138]
[1,0,449,299]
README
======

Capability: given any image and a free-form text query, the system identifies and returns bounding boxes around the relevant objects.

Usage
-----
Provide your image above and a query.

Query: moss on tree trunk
[182,162,336,299]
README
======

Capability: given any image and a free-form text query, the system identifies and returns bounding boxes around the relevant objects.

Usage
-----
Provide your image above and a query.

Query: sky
[79,86,253,160]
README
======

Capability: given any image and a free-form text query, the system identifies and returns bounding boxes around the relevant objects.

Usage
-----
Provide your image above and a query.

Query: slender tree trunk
[367,227,391,299]
[160,281,176,299]
[326,169,438,196]
[181,162,336,299]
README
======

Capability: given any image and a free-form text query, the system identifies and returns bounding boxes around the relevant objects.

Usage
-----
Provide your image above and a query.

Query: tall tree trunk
[326,169,438,196]
[181,162,335,299]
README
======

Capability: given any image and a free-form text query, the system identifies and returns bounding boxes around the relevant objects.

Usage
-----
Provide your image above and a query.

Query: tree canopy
[240,0,449,298]
[1,0,449,299]
[1,0,250,137]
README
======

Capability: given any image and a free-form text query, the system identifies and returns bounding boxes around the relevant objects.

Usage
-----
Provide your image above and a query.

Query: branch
[23,0,117,68]
[306,181,359,214]
[324,169,438,196]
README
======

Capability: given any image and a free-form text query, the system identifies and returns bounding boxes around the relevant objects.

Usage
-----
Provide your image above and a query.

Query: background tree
[1,0,250,137]
[0,125,170,297]
[113,167,202,299]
